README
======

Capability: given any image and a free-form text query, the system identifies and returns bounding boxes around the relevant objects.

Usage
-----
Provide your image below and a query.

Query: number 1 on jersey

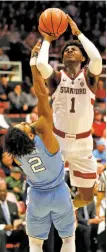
[70,97,75,113]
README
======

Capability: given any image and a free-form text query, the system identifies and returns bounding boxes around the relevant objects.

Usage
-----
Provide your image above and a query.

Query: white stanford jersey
[52,69,95,134]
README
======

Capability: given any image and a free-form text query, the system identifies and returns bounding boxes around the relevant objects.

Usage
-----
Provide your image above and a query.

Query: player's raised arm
[67,15,102,91]
[30,42,59,153]
[36,33,61,95]
[30,41,52,128]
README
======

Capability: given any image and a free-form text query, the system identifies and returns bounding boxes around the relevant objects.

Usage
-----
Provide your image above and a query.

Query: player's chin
[66,58,77,63]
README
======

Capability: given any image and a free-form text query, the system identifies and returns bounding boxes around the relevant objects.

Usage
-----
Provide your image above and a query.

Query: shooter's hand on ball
[38,27,59,42]
[67,14,81,36]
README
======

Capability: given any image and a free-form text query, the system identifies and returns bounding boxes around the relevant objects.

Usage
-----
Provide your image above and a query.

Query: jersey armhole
[83,67,98,94]
[34,135,58,157]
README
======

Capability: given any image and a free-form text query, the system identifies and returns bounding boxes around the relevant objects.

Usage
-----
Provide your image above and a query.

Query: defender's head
[4,122,35,157]
[61,40,88,67]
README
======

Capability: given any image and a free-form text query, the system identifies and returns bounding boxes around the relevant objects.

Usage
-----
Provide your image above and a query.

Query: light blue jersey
[17,135,65,190]
[16,135,75,239]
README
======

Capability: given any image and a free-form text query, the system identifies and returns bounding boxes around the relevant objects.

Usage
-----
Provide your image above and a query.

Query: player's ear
[62,57,64,63]
[82,56,85,62]
[29,133,34,140]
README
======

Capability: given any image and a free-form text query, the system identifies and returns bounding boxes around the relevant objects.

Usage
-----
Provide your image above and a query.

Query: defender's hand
[38,26,59,42]
[31,40,42,57]
[67,15,81,36]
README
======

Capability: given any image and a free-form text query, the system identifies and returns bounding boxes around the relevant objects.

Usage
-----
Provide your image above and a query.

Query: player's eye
[65,48,69,52]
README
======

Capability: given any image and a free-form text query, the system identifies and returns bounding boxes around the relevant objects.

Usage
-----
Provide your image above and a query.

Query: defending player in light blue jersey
[4,41,75,252]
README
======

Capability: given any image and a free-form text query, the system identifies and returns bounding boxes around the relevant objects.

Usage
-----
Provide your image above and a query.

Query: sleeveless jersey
[52,69,95,134]
[16,135,64,190]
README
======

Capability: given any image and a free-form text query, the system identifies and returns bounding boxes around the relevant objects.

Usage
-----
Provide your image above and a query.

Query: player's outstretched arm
[30,43,59,153]
[36,32,61,95]
[30,41,52,126]
[67,15,102,89]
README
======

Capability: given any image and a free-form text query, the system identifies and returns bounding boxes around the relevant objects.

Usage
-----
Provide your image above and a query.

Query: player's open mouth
[68,54,75,58]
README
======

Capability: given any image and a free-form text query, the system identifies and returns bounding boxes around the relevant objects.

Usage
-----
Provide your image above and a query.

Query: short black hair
[4,127,35,157]
[61,40,89,66]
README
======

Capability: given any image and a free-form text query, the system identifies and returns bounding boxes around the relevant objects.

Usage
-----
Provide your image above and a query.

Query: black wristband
[32,52,38,58]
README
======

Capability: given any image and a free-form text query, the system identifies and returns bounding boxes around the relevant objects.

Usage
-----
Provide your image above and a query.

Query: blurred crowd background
[0,1,106,252]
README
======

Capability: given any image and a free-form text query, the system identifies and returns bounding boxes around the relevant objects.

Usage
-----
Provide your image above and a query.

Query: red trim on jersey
[63,69,83,80]
[53,125,91,139]
[83,67,92,89]
[73,170,96,179]
[91,98,95,105]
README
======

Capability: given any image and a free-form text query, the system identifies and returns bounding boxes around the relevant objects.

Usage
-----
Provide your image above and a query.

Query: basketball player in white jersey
[35,15,102,208]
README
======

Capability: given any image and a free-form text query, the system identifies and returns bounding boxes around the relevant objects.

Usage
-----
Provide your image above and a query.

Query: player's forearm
[31,65,47,96]
[78,33,102,75]
[37,40,53,79]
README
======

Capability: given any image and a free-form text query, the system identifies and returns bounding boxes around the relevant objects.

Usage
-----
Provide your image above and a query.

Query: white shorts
[55,134,97,188]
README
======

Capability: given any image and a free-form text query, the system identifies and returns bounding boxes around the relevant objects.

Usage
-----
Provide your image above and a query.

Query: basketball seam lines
[41,17,51,33]
[39,26,50,36]
[58,26,67,33]
[50,10,54,34]
[57,12,62,33]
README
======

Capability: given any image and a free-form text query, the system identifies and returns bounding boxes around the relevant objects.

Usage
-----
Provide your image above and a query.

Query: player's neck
[65,62,81,78]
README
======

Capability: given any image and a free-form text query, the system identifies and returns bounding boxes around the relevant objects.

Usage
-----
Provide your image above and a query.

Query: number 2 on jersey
[70,97,75,113]
[28,157,45,173]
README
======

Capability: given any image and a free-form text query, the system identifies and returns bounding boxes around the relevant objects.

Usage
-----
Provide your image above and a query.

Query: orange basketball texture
[39,8,68,37]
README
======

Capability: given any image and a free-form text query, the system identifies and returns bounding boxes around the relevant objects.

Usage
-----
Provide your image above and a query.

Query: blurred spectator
[92,23,101,39]
[22,76,32,93]
[31,104,38,114]
[96,79,106,102]
[26,112,38,124]
[99,32,106,50]
[0,47,9,62]
[8,84,30,113]
[17,201,26,219]
[96,102,106,115]
[27,86,38,109]
[93,139,106,165]
[0,114,12,129]
[0,178,29,252]
[20,24,27,39]
[0,75,10,101]
[25,105,38,124]
[97,196,106,252]
[65,3,78,17]
[92,109,106,138]
[96,167,106,215]
[0,24,10,49]
[5,167,24,201]
[76,200,105,252]
[0,149,19,176]
[101,129,106,146]
[23,32,37,49]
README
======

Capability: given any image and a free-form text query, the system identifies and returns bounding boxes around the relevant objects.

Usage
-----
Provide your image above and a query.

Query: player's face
[63,45,85,63]
[15,122,34,140]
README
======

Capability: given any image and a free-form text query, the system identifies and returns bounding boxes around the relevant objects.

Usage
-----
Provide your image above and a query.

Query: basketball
[39,8,68,38]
